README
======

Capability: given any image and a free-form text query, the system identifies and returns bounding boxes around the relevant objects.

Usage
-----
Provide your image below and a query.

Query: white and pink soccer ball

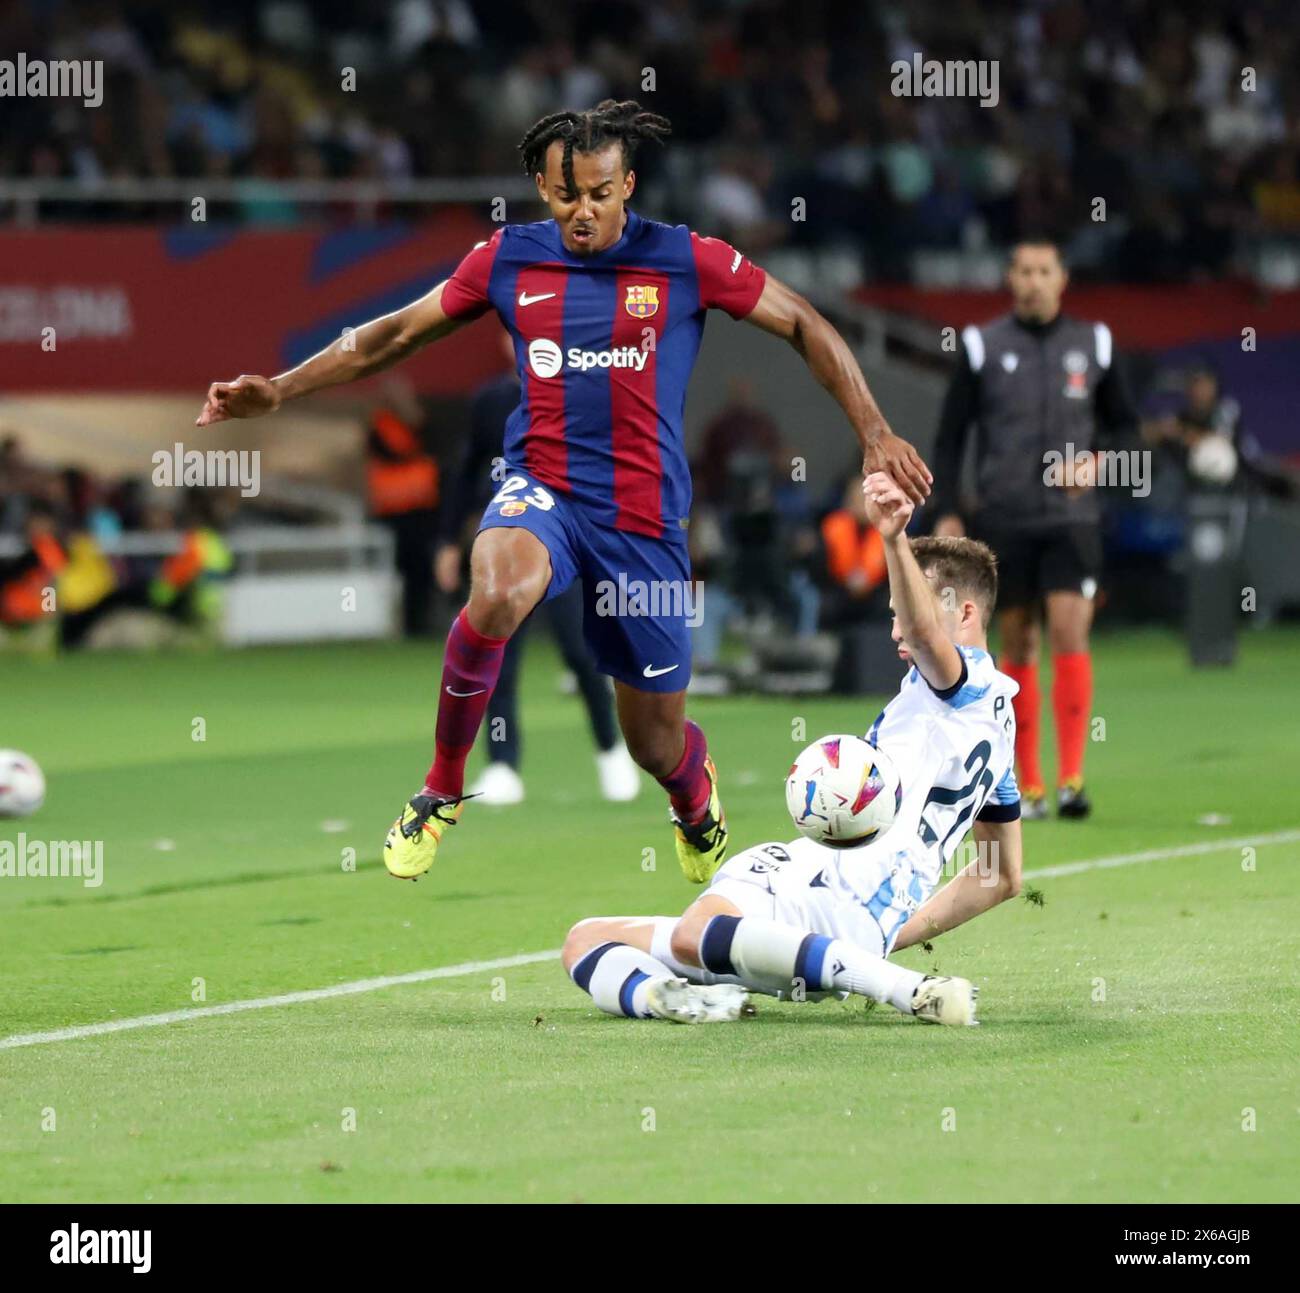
[786,734,900,848]
[0,750,45,818]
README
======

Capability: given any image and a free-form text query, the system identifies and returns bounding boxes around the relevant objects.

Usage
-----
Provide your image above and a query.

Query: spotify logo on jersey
[527,338,651,379]
[527,338,564,378]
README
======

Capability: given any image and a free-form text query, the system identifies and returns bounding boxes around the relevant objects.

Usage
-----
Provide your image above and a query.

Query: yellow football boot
[383,794,464,880]
[671,756,728,884]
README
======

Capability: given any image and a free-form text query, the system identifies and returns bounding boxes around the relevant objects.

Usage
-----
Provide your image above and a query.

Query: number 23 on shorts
[492,475,555,512]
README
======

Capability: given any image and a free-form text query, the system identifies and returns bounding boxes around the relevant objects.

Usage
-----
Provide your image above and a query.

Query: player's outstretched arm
[891,818,1023,952]
[195,281,467,426]
[743,274,932,504]
[862,472,963,691]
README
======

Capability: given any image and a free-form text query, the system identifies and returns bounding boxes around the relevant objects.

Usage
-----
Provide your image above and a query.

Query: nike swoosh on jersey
[517,291,556,306]
[446,686,487,697]
[642,664,679,678]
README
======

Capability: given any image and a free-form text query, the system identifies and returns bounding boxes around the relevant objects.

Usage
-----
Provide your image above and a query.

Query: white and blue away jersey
[797,645,1021,948]
[708,645,1022,956]
[861,645,1020,893]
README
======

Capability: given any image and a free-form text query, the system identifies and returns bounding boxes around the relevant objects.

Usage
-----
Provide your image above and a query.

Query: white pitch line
[3,829,1297,1052]
[0,950,560,1051]
[1026,828,1300,879]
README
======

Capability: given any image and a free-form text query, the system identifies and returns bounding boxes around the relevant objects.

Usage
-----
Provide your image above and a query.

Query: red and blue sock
[656,719,712,822]
[423,608,509,799]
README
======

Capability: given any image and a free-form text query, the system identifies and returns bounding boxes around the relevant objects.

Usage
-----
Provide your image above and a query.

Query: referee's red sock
[1001,660,1044,795]
[423,608,509,799]
[1053,651,1093,787]
[656,719,711,823]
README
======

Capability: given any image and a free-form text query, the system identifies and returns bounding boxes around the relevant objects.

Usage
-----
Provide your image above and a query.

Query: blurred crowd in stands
[0,435,234,647]
[4,0,1300,278]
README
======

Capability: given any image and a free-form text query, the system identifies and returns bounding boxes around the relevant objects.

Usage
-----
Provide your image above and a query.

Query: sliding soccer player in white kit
[562,473,1025,1026]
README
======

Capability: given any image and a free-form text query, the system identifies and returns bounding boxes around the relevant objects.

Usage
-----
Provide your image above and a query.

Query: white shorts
[704,836,928,958]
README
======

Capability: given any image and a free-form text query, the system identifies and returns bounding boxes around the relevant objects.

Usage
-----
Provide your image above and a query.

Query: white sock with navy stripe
[648,916,745,987]
[570,941,674,1018]
[700,915,923,1013]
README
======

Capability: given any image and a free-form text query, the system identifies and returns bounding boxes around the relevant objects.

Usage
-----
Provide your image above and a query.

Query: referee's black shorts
[969,520,1101,610]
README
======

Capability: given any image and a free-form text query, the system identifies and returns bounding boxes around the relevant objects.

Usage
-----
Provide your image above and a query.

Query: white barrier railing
[0,523,393,566]
[0,523,400,644]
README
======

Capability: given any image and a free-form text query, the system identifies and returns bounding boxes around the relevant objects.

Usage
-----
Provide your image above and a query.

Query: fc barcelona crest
[624,284,659,318]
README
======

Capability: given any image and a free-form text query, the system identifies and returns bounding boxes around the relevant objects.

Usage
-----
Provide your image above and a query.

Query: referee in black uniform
[929,238,1136,820]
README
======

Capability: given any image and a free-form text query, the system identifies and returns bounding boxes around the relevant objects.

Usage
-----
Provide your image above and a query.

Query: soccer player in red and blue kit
[196,100,932,886]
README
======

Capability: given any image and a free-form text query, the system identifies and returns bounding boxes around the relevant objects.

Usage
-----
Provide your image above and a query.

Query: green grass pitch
[1,627,1297,1203]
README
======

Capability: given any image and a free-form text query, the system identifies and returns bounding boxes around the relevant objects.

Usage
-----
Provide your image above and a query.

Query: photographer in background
[1144,362,1299,501]
[689,383,820,677]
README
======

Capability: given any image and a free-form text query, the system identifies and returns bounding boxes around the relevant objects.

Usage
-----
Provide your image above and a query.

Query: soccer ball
[786,734,901,849]
[0,750,46,818]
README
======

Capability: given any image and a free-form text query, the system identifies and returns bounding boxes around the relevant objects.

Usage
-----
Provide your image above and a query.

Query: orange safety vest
[159,531,204,590]
[821,511,886,591]
[0,533,66,623]
[367,410,439,517]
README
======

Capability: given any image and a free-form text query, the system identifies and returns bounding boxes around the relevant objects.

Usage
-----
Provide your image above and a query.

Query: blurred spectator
[818,473,888,628]
[1253,149,1300,233]
[815,470,898,695]
[0,500,65,630]
[689,382,820,672]
[365,378,441,637]
[143,493,233,629]
[1143,363,1299,501]
[0,435,36,533]
[698,147,784,252]
[692,378,784,508]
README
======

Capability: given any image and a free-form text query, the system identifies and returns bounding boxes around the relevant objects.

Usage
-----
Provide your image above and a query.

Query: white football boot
[910,975,979,1027]
[468,762,525,806]
[644,976,749,1024]
[595,743,641,802]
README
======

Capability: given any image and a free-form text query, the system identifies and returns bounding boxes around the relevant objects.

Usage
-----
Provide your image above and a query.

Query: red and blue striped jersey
[440,210,766,540]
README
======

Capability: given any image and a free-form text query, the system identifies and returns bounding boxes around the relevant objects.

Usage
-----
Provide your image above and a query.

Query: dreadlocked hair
[518,99,671,191]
